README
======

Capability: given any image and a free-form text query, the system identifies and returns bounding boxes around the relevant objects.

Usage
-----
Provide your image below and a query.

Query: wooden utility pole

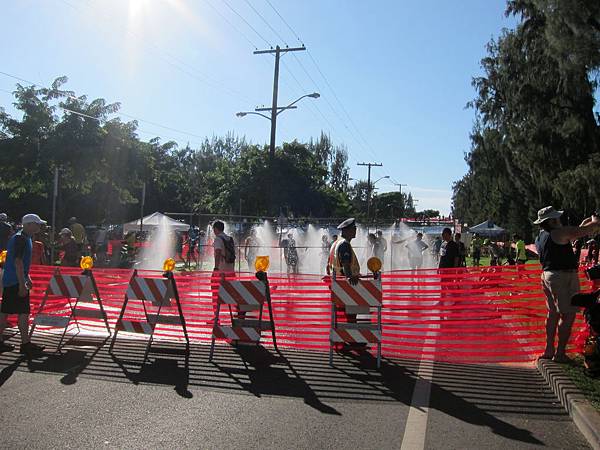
[357,162,383,222]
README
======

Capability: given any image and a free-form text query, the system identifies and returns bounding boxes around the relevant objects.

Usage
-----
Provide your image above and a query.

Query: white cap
[22,213,47,226]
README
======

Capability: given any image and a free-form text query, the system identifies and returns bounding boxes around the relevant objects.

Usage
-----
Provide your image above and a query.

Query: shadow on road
[0,332,568,446]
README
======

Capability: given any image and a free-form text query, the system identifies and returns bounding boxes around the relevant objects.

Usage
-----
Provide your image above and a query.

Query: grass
[557,357,600,411]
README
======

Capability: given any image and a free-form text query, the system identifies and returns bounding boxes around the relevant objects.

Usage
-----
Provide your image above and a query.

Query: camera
[585,264,600,281]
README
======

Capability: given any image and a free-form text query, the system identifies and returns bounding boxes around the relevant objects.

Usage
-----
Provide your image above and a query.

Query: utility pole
[357,162,383,223]
[139,182,146,233]
[254,45,306,214]
[394,182,408,218]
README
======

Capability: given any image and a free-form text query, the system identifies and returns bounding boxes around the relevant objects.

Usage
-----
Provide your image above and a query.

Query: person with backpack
[212,221,236,273]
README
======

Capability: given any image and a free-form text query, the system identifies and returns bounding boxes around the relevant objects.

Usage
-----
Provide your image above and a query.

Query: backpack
[218,235,236,264]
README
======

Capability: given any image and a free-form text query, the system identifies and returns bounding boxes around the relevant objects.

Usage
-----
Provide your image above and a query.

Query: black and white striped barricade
[109,270,189,362]
[30,268,111,351]
[329,277,383,368]
[209,273,276,361]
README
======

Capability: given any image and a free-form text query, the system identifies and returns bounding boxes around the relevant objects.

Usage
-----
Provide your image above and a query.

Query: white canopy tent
[468,220,506,237]
[123,212,189,234]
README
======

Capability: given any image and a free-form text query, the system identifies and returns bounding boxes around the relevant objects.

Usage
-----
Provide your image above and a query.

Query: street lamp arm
[373,175,390,185]
[236,111,272,121]
[276,92,320,117]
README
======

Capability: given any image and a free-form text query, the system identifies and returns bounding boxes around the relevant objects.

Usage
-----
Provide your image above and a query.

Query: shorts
[541,270,579,314]
[1,284,31,314]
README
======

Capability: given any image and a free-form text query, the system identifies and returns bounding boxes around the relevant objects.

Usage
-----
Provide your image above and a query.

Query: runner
[244,229,259,271]
[407,232,429,270]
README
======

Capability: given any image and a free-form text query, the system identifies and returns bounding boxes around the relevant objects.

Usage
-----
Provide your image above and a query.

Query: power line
[264,0,303,44]
[221,0,272,48]
[242,0,288,45]
[202,0,259,49]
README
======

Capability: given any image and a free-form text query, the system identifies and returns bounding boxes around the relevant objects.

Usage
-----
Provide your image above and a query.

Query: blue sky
[0,0,517,214]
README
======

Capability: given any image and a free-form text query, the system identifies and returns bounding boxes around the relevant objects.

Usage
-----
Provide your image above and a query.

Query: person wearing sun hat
[0,214,47,356]
[534,206,600,362]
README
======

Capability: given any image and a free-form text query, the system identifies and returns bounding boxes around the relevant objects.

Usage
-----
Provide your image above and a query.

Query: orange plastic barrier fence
[23,264,591,363]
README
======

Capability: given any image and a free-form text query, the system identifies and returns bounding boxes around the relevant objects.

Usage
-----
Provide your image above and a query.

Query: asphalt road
[0,333,590,449]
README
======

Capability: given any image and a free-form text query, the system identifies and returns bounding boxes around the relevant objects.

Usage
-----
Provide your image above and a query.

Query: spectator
[0,213,13,252]
[68,217,87,254]
[439,228,459,269]
[0,214,46,356]
[470,233,482,266]
[484,239,503,266]
[212,220,237,317]
[58,228,80,267]
[31,232,47,265]
[95,225,108,267]
[432,236,442,262]
[586,239,599,265]
[534,206,600,362]
[407,232,429,270]
[212,221,235,274]
[455,233,466,267]
[514,234,528,265]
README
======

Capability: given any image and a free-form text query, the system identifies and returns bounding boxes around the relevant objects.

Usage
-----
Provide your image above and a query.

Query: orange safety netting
[23,264,591,363]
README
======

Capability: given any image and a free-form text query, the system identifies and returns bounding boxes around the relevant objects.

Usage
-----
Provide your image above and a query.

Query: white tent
[123,212,189,234]
[468,220,506,237]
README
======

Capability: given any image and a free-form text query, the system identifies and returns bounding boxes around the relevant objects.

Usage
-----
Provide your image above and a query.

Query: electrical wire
[242,0,288,46]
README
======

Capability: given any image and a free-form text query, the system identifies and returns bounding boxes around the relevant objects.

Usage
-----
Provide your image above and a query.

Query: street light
[367,175,390,223]
[236,92,320,215]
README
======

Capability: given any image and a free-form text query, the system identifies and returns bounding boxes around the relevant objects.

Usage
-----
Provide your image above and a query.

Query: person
[376,230,387,264]
[407,232,429,270]
[367,233,378,258]
[439,228,459,269]
[213,221,235,274]
[0,213,13,252]
[68,217,87,254]
[328,218,362,325]
[432,236,442,262]
[211,220,237,318]
[175,231,184,261]
[282,232,299,274]
[586,239,599,265]
[31,232,47,265]
[485,239,502,266]
[186,226,199,266]
[95,225,109,267]
[514,234,527,265]
[320,234,330,275]
[0,214,46,356]
[58,228,80,267]
[470,233,482,266]
[534,206,600,362]
[455,233,466,267]
[244,229,259,271]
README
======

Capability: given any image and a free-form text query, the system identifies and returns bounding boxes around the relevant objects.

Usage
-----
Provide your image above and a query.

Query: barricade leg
[377,306,382,369]
[109,296,129,352]
[329,303,335,366]
[209,303,221,362]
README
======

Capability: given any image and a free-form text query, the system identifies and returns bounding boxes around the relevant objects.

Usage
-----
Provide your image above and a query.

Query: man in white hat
[534,206,600,362]
[0,214,46,356]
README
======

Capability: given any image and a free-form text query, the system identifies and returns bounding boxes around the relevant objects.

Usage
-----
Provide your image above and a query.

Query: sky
[0,0,517,214]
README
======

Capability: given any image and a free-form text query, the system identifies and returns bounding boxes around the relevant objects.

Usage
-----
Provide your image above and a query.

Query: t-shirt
[2,232,32,287]
[31,241,45,265]
[61,239,80,266]
[213,232,235,273]
[439,240,459,269]
[70,222,87,245]
[336,240,359,276]
[0,221,13,250]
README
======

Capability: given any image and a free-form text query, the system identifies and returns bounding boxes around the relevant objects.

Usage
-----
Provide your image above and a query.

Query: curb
[537,359,600,450]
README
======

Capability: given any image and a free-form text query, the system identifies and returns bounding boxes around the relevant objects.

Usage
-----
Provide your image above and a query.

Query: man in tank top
[534,206,600,362]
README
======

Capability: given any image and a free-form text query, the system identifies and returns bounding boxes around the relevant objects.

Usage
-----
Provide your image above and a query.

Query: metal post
[50,167,58,265]
[139,182,146,233]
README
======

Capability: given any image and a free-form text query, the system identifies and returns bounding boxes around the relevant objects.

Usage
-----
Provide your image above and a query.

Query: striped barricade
[209,277,275,361]
[109,270,189,363]
[30,269,111,351]
[329,278,383,368]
